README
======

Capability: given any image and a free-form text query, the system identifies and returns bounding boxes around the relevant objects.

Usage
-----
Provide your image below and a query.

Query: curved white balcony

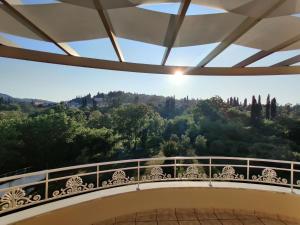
[1,156,300,224]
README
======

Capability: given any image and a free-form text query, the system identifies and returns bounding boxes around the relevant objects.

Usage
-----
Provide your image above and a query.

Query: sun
[175,70,183,76]
[170,70,185,85]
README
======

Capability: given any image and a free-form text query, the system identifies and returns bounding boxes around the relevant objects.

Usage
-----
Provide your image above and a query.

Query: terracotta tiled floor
[95,209,300,225]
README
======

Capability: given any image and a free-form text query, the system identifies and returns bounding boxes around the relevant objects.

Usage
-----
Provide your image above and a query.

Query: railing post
[209,157,212,187]
[96,165,100,188]
[45,171,49,200]
[174,159,177,179]
[291,162,294,193]
[247,159,250,180]
[137,160,140,190]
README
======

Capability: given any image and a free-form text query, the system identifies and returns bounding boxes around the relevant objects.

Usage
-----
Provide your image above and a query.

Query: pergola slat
[93,0,124,62]
[0,0,79,56]
[233,34,300,67]
[1,45,300,76]
[196,0,286,67]
[271,55,300,67]
[161,0,191,65]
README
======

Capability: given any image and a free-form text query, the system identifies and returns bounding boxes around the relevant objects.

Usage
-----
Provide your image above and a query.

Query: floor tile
[116,214,136,222]
[136,222,157,225]
[242,219,265,225]
[176,209,197,221]
[95,219,116,225]
[137,211,157,222]
[260,218,286,225]
[220,219,243,225]
[196,211,217,220]
[198,220,222,225]
[158,221,179,225]
[178,221,200,225]
[214,212,236,220]
[281,221,300,225]
[213,209,236,220]
[99,208,298,225]
[157,209,177,221]
[116,222,135,225]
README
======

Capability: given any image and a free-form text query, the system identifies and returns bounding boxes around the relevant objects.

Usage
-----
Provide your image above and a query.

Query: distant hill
[0,93,12,101]
[0,91,197,110]
[0,93,54,104]
[66,91,197,109]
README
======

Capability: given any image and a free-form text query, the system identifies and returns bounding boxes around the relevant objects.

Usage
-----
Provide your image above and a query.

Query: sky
[0,1,300,104]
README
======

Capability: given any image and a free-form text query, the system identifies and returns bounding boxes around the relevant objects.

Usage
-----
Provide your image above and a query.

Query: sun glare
[170,70,186,85]
[175,71,183,76]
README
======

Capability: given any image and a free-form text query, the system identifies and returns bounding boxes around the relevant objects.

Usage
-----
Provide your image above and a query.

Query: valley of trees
[1,92,300,176]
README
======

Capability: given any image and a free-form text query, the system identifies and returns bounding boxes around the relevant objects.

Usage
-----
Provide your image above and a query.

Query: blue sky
[0,2,300,104]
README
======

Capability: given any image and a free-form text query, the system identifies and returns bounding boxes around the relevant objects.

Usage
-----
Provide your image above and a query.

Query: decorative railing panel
[1,156,300,215]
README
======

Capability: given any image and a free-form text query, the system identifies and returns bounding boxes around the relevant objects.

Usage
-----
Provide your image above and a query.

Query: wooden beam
[1,45,300,76]
[93,0,124,62]
[197,0,286,67]
[161,0,191,65]
[271,54,300,67]
[0,0,79,56]
[234,34,300,67]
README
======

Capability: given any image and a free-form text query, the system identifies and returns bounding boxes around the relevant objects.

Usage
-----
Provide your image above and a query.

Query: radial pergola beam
[161,0,191,65]
[196,0,286,67]
[0,0,79,56]
[1,45,300,76]
[93,0,124,62]
[234,34,300,67]
[271,55,300,67]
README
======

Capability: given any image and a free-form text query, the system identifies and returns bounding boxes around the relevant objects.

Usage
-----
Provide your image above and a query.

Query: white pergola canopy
[0,0,300,75]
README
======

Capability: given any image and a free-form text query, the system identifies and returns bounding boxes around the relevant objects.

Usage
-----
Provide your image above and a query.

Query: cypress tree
[257,95,262,120]
[271,97,277,120]
[266,94,271,120]
[251,96,257,125]
[243,98,247,108]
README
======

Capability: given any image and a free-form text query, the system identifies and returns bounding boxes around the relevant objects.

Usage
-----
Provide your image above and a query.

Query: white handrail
[0,156,299,215]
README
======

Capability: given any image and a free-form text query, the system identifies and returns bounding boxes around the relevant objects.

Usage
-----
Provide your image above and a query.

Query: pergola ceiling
[0,0,300,76]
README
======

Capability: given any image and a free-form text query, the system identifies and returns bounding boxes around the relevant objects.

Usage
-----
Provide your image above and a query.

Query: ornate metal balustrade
[1,156,300,215]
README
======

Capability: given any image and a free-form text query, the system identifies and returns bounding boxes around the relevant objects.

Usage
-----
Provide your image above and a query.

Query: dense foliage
[1,92,300,175]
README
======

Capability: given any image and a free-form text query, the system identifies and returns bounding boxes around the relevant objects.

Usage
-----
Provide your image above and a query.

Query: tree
[73,127,118,163]
[162,140,179,157]
[250,95,262,126]
[257,95,263,120]
[243,98,247,108]
[163,116,191,139]
[87,110,103,128]
[0,119,25,174]
[92,98,97,109]
[111,104,164,151]
[19,112,79,170]
[193,99,223,122]
[82,97,87,108]
[250,96,257,124]
[271,97,277,120]
[164,96,176,118]
[195,135,207,155]
[266,94,271,120]
[0,97,4,105]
